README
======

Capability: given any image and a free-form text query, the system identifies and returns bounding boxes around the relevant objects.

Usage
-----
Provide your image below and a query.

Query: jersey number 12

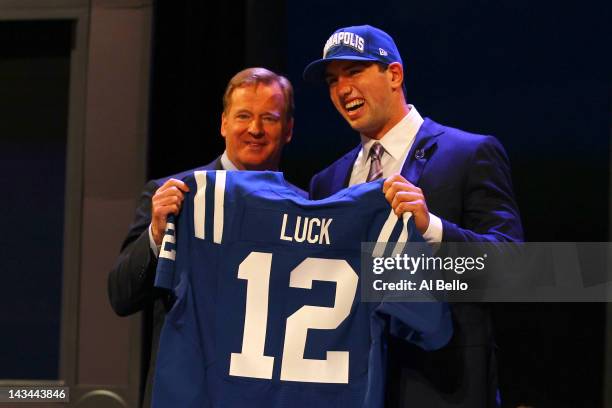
[229,251,358,384]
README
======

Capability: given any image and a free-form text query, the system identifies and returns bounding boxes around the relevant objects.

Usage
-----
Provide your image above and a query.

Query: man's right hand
[151,178,190,246]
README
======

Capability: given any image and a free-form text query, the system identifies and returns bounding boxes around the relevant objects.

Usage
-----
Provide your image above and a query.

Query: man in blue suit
[108,67,304,407]
[304,25,523,407]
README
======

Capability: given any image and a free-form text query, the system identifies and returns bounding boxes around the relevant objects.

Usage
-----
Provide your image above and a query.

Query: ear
[220,111,228,138]
[387,62,404,91]
[283,118,294,143]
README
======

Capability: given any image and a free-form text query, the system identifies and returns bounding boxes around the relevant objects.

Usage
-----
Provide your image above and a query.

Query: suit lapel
[213,157,224,170]
[400,118,443,185]
[337,146,361,189]
[333,119,442,191]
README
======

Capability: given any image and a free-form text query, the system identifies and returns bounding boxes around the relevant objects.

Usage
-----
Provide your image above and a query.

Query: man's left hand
[383,174,430,235]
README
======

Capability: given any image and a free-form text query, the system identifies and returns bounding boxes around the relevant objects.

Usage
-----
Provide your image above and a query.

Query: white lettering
[343,33,350,45]
[419,280,432,290]
[319,218,332,245]
[323,32,366,57]
[372,257,385,274]
[280,213,293,241]
[409,256,421,274]
[358,37,365,51]
[294,216,307,243]
[436,280,468,291]
[372,280,416,292]
[307,218,321,244]
[349,33,356,47]
[279,214,332,246]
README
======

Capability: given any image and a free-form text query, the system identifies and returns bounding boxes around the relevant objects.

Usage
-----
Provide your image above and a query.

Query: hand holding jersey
[151,179,190,246]
[383,174,430,234]
[152,170,451,408]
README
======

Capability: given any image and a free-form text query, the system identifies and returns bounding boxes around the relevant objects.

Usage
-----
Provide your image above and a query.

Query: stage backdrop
[147,1,611,407]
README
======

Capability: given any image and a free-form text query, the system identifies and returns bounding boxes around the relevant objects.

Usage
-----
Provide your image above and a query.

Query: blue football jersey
[153,171,452,408]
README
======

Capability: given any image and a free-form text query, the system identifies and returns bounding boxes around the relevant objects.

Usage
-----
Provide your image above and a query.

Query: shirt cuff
[422,213,443,245]
[149,224,161,258]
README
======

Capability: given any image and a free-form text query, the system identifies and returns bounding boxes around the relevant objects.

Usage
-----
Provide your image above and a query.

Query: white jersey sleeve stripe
[159,222,176,261]
[194,170,207,239]
[391,212,412,256]
[214,170,227,244]
[372,209,398,257]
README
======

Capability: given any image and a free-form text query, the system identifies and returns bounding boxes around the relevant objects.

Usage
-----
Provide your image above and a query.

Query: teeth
[345,99,364,110]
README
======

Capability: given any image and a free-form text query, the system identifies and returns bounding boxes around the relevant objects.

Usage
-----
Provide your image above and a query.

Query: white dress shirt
[220,150,238,171]
[348,105,443,244]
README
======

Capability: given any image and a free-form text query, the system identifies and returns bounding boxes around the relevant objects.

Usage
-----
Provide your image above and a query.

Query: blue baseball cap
[303,25,403,83]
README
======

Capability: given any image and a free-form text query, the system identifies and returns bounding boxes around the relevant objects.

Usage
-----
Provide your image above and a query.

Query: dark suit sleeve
[108,180,162,316]
[441,136,523,243]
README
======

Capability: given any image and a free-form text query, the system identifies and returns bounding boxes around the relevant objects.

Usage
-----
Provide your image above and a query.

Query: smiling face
[324,60,407,140]
[221,82,293,170]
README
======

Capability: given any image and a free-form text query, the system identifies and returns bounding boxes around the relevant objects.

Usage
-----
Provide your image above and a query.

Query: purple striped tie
[366,142,384,182]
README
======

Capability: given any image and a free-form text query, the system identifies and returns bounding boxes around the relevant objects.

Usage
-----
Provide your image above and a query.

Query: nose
[248,118,264,137]
[336,76,352,98]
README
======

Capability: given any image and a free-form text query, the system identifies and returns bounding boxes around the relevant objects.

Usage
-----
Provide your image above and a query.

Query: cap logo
[323,31,365,58]
[379,48,388,56]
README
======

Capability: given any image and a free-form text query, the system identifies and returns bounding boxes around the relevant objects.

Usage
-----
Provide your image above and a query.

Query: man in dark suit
[108,67,304,407]
[303,25,523,407]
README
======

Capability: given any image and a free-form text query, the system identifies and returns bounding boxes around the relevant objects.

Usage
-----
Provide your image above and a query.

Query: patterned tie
[366,142,384,182]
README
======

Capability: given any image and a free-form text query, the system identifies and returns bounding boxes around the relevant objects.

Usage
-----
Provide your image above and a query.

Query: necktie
[366,142,384,182]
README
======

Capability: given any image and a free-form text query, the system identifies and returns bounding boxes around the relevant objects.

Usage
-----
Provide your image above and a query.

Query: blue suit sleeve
[441,136,523,243]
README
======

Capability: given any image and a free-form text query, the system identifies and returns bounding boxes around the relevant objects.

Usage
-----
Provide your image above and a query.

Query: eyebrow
[261,111,281,118]
[233,109,281,118]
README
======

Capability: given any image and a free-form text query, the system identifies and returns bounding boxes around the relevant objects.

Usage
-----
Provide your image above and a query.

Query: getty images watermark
[371,252,487,292]
[360,242,612,302]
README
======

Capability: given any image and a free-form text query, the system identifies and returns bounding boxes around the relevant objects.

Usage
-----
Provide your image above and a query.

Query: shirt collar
[220,150,239,171]
[359,104,424,160]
